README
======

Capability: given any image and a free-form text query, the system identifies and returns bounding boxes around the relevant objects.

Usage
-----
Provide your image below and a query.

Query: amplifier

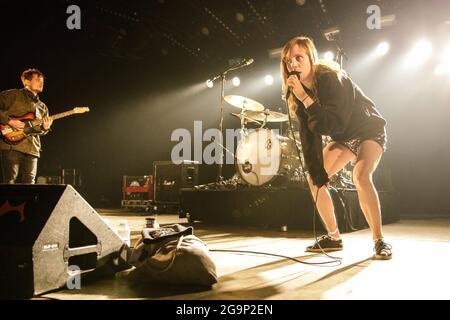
[153,161,199,204]
[122,175,153,201]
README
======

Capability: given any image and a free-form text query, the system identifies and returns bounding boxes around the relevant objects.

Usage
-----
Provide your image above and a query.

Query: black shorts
[332,132,387,156]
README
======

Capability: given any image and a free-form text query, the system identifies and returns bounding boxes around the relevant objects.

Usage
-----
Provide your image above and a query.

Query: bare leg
[352,140,384,241]
[307,142,355,239]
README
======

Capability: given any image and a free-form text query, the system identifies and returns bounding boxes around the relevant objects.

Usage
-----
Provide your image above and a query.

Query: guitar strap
[35,103,42,119]
[34,99,48,119]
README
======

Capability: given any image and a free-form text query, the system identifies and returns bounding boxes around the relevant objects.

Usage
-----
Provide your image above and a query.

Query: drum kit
[224,95,305,187]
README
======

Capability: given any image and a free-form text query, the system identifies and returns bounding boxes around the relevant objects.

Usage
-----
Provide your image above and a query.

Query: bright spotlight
[206,79,214,88]
[411,40,432,61]
[434,64,448,76]
[264,75,274,85]
[445,44,450,61]
[376,42,390,56]
[232,77,240,87]
[324,51,334,61]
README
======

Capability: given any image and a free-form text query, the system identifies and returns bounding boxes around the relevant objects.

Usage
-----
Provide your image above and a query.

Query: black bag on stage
[121,224,217,286]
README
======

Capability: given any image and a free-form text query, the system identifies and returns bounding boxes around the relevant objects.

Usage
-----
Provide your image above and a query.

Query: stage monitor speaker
[153,160,199,204]
[0,184,130,299]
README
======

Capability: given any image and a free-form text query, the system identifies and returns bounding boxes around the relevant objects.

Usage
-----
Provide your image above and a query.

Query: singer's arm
[304,72,353,136]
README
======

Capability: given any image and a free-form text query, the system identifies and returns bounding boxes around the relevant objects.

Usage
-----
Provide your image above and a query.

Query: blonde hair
[280,36,340,115]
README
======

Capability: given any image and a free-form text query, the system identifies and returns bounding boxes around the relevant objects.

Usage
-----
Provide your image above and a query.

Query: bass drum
[236,128,301,186]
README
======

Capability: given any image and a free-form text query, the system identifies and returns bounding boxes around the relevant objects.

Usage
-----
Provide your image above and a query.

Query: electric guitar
[0,107,90,144]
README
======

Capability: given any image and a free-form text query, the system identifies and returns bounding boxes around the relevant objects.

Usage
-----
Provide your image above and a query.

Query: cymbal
[243,110,289,123]
[224,95,265,111]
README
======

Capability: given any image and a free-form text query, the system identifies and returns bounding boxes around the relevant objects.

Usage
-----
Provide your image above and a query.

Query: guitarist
[0,68,53,184]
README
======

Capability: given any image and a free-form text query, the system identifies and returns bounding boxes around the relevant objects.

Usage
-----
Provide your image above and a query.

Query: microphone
[286,71,300,98]
[240,58,254,66]
[208,58,255,83]
[229,58,254,71]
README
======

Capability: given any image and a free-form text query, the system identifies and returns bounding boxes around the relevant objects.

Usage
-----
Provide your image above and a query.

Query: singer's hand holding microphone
[286,71,306,101]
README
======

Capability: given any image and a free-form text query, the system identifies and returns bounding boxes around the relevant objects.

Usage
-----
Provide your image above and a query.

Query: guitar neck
[31,110,77,126]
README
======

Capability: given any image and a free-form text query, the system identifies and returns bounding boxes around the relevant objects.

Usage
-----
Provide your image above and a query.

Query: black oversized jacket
[295,69,386,187]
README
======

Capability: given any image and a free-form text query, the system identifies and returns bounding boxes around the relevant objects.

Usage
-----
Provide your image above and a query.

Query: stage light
[201,27,210,36]
[323,27,340,41]
[264,75,274,85]
[296,0,307,6]
[268,47,282,59]
[376,42,390,56]
[324,51,334,61]
[434,64,448,76]
[206,79,214,88]
[380,14,396,28]
[445,44,450,59]
[410,40,432,61]
[232,77,240,87]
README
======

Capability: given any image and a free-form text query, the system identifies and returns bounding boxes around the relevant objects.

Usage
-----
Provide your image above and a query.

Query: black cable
[331,185,358,232]
[210,248,341,266]
[284,93,342,262]
[203,93,344,266]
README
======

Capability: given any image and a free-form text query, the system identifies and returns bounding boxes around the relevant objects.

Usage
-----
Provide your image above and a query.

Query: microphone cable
[207,101,342,267]
[284,87,342,264]
[200,79,342,266]
[209,247,341,266]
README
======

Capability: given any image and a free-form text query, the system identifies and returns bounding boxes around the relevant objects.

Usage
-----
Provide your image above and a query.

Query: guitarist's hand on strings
[8,119,25,130]
[42,116,53,130]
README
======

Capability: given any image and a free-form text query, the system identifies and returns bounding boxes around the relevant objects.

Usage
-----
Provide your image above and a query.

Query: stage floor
[40,210,450,300]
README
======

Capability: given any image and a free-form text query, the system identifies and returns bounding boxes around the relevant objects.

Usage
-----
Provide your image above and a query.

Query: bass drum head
[236,128,281,186]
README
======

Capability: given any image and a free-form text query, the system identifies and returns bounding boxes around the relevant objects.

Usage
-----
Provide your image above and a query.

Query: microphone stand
[208,59,252,183]
[217,72,226,183]
[335,41,348,70]
[324,32,347,70]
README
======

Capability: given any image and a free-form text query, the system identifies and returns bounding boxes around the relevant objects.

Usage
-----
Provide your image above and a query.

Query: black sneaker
[373,239,392,260]
[306,235,343,252]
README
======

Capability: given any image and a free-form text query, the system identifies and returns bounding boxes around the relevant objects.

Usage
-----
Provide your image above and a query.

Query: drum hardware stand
[259,109,269,129]
[239,105,249,138]
[211,136,235,167]
[334,172,355,189]
[277,106,284,136]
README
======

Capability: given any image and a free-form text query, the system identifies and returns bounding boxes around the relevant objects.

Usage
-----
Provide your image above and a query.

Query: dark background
[1,0,449,216]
